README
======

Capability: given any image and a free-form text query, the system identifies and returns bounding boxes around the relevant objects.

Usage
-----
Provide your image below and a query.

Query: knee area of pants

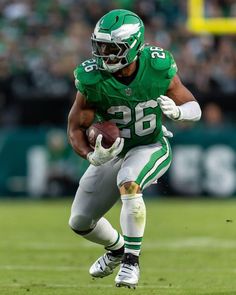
[68,214,93,232]
[117,167,135,187]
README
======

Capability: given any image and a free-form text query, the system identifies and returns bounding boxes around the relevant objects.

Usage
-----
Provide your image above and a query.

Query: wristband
[177,101,201,121]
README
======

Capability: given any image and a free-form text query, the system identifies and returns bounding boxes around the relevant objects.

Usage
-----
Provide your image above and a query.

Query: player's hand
[87,134,124,166]
[162,125,173,138]
[157,95,181,120]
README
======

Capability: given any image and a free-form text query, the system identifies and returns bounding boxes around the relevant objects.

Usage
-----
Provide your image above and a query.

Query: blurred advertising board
[0,125,235,197]
[169,124,236,197]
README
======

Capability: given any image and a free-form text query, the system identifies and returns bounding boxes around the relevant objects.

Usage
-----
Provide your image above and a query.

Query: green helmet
[91,9,145,73]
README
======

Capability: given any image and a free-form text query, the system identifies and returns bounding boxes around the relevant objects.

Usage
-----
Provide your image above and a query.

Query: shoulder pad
[74,59,102,87]
[144,47,178,78]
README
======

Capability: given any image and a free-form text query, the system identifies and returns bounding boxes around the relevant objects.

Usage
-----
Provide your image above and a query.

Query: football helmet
[91,9,145,73]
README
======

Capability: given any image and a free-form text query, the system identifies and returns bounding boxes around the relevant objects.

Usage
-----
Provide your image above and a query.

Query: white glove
[162,125,173,138]
[157,95,181,120]
[87,134,124,166]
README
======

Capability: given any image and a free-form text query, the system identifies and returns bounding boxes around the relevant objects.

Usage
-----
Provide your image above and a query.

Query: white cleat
[115,262,140,289]
[89,252,122,278]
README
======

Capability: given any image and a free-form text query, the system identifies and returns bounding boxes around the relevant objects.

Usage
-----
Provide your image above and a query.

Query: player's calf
[69,216,125,278]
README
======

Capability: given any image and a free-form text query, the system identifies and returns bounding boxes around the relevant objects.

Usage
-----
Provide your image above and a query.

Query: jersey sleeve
[74,68,86,95]
[73,59,102,98]
[73,66,87,95]
[150,48,178,79]
[166,51,178,79]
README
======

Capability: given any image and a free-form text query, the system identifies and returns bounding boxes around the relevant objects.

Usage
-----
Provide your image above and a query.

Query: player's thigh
[117,137,172,191]
[70,158,122,228]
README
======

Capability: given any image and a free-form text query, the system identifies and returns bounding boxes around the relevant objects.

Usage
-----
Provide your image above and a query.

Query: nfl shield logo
[125,88,132,96]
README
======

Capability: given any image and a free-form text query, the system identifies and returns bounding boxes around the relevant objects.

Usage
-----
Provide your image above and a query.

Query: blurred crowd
[0,0,236,126]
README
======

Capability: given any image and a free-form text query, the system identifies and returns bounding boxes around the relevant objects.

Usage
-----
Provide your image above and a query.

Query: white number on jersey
[107,100,158,138]
[82,59,98,72]
[150,46,166,59]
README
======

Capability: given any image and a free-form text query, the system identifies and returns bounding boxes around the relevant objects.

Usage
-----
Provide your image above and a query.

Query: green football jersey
[74,46,177,155]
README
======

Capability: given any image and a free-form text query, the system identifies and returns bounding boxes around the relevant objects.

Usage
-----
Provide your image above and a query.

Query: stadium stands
[0,0,235,126]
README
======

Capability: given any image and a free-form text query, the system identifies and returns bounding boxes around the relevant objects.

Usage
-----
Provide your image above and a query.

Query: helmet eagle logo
[111,23,140,41]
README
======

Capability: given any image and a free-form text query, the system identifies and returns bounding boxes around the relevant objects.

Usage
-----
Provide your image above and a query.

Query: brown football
[87,121,121,149]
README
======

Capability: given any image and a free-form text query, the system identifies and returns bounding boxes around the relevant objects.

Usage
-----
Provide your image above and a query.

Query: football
[87,121,121,149]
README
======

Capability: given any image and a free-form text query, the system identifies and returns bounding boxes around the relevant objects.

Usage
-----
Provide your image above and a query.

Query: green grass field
[0,198,236,295]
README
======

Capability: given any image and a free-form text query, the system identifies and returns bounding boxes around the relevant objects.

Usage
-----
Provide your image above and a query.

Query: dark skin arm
[67,91,95,159]
[166,74,196,105]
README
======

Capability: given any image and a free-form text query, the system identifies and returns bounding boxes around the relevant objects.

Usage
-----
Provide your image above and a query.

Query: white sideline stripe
[1,237,236,250]
[146,237,236,249]
[83,237,236,250]
[0,241,79,250]
[1,265,236,273]
[0,265,87,271]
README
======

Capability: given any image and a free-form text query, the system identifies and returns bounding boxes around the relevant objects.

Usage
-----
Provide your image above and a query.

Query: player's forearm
[177,101,201,121]
[68,128,93,159]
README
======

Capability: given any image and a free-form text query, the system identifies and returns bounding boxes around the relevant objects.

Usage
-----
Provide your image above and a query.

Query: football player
[68,9,201,289]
